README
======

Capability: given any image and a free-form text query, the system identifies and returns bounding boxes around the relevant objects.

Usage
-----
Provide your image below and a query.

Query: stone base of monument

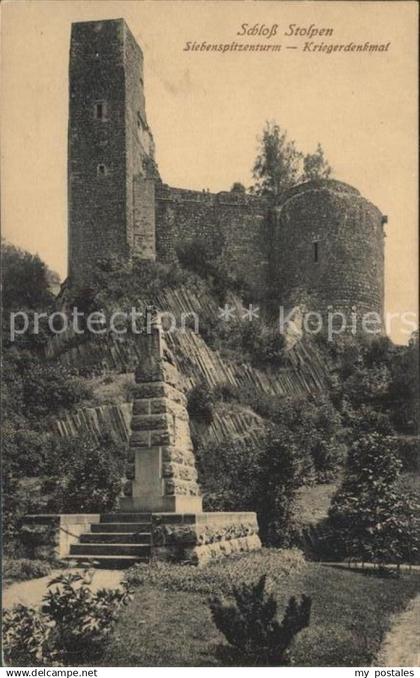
[150,511,261,565]
[19,511,261,567]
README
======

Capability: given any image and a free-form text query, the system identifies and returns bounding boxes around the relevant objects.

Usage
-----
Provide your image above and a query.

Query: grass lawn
[104,549,420,667]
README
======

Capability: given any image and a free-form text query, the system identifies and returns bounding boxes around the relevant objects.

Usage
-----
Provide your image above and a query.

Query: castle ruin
[68,18,386,321]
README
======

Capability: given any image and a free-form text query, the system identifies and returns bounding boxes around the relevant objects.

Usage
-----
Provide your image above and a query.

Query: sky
[1,0,418,343]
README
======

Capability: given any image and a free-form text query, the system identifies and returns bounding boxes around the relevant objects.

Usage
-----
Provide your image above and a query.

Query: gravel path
[3,569,124,609]
[377,593,420,667]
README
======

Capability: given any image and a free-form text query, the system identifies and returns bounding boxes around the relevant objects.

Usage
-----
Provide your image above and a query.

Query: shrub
[310,437,346,483]
[3,352,92,423]
[176,239,248,303]
[239,321,286,368]
[124,548,306,595]
[3,558,53,582]
[3,571,133,666]
[240,393,345,483]
[394,436,420,472]
[196,427,307,544]
[196,437,264,512]
[210,574,312,666]
[187,382,215,425]
[257,428,306,547]
[328,433,419,565]
[212,382,240,403]
[53,433,125,513]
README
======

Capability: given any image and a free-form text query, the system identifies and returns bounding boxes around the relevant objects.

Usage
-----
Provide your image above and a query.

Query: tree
[210,575,311,666]
[55,433,125,513]
[1,240,58,312]
[187,382,215,425]
[230,182,246,194]
[257,428,306,546]
[195,436,263,512]
[302,144,332,182]
[328,433,419,566]
[251,122,302,199]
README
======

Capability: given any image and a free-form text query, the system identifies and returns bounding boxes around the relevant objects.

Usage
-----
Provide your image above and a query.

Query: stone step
[63,555,148,569]
[91,522,151,533]
[100,513,152,523]
[70,543,151,557]
[80,532,151,544]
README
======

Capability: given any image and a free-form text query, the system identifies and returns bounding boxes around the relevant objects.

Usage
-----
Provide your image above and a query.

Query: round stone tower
[272,179,385,328]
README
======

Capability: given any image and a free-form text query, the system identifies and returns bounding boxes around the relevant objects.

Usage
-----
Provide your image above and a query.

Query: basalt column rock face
[120,314,202,513]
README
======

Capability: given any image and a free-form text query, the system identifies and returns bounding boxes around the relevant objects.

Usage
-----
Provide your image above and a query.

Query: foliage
[197,313,287,367]
[176,239,248,303]
[241,393,345,482]
[328,433,419,565]
[3,351,92,424]
[210,574,311,666]
[388,332,420,434]
[187,382,216,425]
[235,320,286,367]
[1,473,55,552]
[108,557,420,667]
[328,334,419,436]
[1,240,59,348]
[196,436,263,512]
[3,558,54,582]
[257,428,307,547]
[3,571,133,666]
[302,144,332,182]
[251,121,302,199]
[53,433,125,513]
[394,436,420,472]
[196,393,345,543]
[230,182,246,194]
[196,422,313,543]
[1,240,58,311]
[67,258,191,323]
[124,548,306,595]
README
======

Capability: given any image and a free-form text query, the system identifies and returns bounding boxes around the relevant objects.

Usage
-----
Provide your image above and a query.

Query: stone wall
[154,180,385,322]
[19,514,100,560]
[271,180,385,324]
[155,184,270,300]
[151,511,261,565]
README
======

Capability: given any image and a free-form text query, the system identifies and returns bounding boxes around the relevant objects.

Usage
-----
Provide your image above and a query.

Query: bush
[328,433,419,565]
[3,558,53,582]
[210,574,312,666]
[3,571,133,665]
[3,352,92,423]
[196,437,264,512]
[187,382,215,425]
[394,436,420,472]
[257,428,306,547]
[124,548,306,595]
[176,239,248,303]
[238,321,286,368]
[54,434,124,513]
[238,393,345,483]
[1,240,58,312]
[196,427,307,545]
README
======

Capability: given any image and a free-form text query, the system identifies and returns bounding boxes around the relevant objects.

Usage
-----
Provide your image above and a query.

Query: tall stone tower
[68,19,157,284]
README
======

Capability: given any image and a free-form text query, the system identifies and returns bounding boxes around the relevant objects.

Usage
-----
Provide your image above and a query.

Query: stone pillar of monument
[120,311,202,513]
